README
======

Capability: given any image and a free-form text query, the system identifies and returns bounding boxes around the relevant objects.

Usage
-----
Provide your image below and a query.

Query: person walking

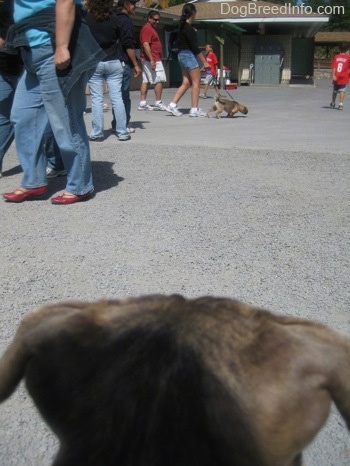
[166,3,209,118]
[111,0,141,134]
[3,0,104,204]
[138,10,167,111]
[85,0,130,142]
[200,44,219,99]
[330,42,350,110]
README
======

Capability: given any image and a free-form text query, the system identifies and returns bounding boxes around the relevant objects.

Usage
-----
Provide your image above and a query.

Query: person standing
[200,44,219,99]
[111,0,141,133]
[85,0,130,142]
[3,0,104,204]
[166,3,209,118]
[330,42,350,110]
[138,10,167,111]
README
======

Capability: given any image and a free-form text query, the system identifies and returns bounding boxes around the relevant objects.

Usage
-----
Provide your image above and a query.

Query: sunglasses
[152,18,160,22]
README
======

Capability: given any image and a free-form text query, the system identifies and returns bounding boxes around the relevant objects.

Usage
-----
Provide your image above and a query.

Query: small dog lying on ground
[207,93,248,118]
[0,294,349,466]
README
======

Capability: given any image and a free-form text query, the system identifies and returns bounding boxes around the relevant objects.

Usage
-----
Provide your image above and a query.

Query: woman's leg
[11,68,48,189]
[88,63,105,138]
[105,60,129,139]
[171,68,191,105]
[188,67,201,109]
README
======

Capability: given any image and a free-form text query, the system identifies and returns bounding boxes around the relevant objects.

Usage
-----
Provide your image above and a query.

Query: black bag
[167,29,179,61]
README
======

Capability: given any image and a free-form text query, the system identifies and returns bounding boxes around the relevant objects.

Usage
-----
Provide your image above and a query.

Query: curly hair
[84,0,115,21]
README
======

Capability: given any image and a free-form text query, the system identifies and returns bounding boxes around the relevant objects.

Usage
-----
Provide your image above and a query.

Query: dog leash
[224,88,235,100]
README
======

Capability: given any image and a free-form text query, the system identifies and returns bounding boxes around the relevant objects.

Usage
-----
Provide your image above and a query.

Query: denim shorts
[178,50,200,71]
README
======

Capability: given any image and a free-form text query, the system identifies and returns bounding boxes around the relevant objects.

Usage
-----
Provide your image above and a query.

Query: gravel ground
[0,79,349,465]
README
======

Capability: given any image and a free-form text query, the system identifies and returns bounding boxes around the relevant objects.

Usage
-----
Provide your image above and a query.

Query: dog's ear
[0,302,89,402]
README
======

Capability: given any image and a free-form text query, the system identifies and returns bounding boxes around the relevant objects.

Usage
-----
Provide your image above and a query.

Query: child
[200,44,219,99]
[330,42,350,110]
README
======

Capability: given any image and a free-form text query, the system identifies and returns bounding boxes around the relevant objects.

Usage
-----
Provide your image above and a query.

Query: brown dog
[0,295,349,466]
[207,93,248,119]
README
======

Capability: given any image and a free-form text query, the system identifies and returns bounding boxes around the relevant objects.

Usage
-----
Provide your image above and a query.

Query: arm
[54,0,75,70]
[142,42,155,69]
[126,48,141,78]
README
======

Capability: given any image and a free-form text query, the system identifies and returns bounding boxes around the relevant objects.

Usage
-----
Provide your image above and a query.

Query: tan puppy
[0,295,349,466]
[207,93,248,119]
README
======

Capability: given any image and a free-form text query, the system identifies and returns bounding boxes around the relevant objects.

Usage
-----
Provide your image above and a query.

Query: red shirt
[140,22,162,61]
[331,53,350,85]
[206,51,218,76]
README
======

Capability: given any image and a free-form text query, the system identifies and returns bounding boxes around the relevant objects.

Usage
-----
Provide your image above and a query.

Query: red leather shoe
[51,190,94,205]
[3,186,47,203]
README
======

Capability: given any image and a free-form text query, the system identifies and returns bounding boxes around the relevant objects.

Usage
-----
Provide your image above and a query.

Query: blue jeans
[112,62,131,129]
[88,60,128,138]
[0,71,21,172]
[11,42,93,195]
[44,124,64,171]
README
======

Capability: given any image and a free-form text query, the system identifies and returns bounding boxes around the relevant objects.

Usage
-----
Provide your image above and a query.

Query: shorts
[204,73,218,86]
[178,49,200,71]
[333,83,347,93]
[141,60,166,84]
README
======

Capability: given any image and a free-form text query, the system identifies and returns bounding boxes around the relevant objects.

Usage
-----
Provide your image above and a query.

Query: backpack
[167,29,179,61]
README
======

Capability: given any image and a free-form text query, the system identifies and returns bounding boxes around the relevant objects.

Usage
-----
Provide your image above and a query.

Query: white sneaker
[338,103,343,110]
[189,108,207,118]
[128,127,135,133]
[166,105,183,117]
[46,167,67,178]
[200,94,207,99]
[153,101,167,111]
[138,104,153,111]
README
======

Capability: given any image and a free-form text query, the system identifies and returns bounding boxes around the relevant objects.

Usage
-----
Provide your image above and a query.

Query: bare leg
[170,68,191,105]
[140,82,148,102]
[188,67,201,108]
[154,82,163,101]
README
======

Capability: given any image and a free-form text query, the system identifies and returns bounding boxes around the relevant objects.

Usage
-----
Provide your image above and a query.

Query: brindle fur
[207,93,248,119]
[0,295,349,466]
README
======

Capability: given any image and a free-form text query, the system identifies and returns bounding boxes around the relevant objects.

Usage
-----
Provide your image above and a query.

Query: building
[163,0,329,85]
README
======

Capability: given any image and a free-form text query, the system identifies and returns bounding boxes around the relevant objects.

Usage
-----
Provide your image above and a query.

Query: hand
[54,46,71,70]
[133,64,141,78]
[203,61,210,69]
[151,60,156,70]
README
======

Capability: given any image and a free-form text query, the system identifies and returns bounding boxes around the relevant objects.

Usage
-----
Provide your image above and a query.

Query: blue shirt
[14,0,82,46]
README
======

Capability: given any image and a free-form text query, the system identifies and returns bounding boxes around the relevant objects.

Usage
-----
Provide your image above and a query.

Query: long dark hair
[179,3,196,29]
[85,0,115,21]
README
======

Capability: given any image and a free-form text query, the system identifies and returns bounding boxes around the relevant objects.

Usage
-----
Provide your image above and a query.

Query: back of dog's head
[1,294,349,466]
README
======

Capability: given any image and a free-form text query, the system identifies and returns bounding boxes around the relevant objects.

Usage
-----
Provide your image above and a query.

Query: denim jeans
[88,59,128,138]
[44,124,64,171]
[112,62,132,130]
[11,41,93,195]
[0,71,20,172]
